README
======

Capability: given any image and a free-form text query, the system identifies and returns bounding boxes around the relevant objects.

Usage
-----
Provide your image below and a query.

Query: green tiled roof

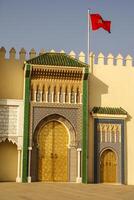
[27,52,88,68]
[92,107,127,115]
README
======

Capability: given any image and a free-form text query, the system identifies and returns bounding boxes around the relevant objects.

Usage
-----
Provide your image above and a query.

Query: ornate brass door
[100,149,117,183]
[38,121,68,182]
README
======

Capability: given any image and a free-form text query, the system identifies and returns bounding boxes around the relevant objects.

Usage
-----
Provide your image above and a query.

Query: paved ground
[0,182,134,200]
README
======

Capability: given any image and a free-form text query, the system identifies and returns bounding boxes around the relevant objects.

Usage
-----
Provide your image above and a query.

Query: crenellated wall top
[0,47,134,67]
[0,47,86,63]
[89,52,134,67]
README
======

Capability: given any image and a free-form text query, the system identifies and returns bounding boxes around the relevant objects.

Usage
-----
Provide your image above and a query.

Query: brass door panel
[38,121,68,182]
[53,122,68,182]
[100,149,117,183]
[38,122,53,181]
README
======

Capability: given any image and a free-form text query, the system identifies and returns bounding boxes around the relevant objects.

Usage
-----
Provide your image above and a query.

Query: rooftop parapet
[0,47,133,67]
[125,55,133,67]
[0,47,6,59]
[107,53,114,65]
[29,48,36,59]
[19,48,26,61]
[9,48,16,60]
[90,52,133,67]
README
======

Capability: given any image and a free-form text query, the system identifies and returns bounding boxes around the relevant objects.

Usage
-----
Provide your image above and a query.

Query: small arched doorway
[0,140,18,182]
[100,149,117,183]
[37,120,68,182]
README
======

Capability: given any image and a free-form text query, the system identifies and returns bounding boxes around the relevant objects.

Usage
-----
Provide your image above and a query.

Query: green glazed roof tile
[92,107,127,115]
[27,52,88,68]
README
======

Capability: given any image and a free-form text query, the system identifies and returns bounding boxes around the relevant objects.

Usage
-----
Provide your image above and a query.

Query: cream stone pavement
[0,183,134,200]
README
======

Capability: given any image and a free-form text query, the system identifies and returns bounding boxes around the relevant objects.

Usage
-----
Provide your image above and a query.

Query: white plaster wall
[0,99,24,148]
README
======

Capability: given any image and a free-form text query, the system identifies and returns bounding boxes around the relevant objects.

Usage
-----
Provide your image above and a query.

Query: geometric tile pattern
[31,103,82,148]
[29,102,82,182]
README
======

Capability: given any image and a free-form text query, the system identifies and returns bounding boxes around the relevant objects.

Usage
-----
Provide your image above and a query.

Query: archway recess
[0,140,18,182]
[100,149,117,183]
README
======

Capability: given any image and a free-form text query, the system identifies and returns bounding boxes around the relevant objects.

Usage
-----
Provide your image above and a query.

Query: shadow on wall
[89,74,109,110]
[88,74,108,182]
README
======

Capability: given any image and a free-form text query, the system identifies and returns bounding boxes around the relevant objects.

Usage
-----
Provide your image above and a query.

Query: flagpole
[87,9,90,65]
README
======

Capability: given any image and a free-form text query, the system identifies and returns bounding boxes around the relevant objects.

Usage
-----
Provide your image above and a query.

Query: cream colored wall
[0,58,24,99]
[1,47,134,184]
[88,53,134,184]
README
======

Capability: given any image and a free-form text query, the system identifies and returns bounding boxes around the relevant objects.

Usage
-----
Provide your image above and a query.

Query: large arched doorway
[100,149,117,183]
[37,121,68,182]
[0,140,18,182]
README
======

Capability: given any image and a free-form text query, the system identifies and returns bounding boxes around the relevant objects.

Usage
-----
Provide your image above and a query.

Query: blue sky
[0,0,134,59]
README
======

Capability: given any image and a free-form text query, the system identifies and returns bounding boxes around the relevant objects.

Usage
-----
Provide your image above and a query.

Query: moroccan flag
[90,14,111,33]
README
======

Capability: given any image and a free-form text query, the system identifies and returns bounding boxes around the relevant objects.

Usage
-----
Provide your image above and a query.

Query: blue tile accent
[121,120,125,183]
[94,119,98,183]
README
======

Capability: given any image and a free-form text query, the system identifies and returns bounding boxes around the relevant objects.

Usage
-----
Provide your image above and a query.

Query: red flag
[90,14,111,33]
